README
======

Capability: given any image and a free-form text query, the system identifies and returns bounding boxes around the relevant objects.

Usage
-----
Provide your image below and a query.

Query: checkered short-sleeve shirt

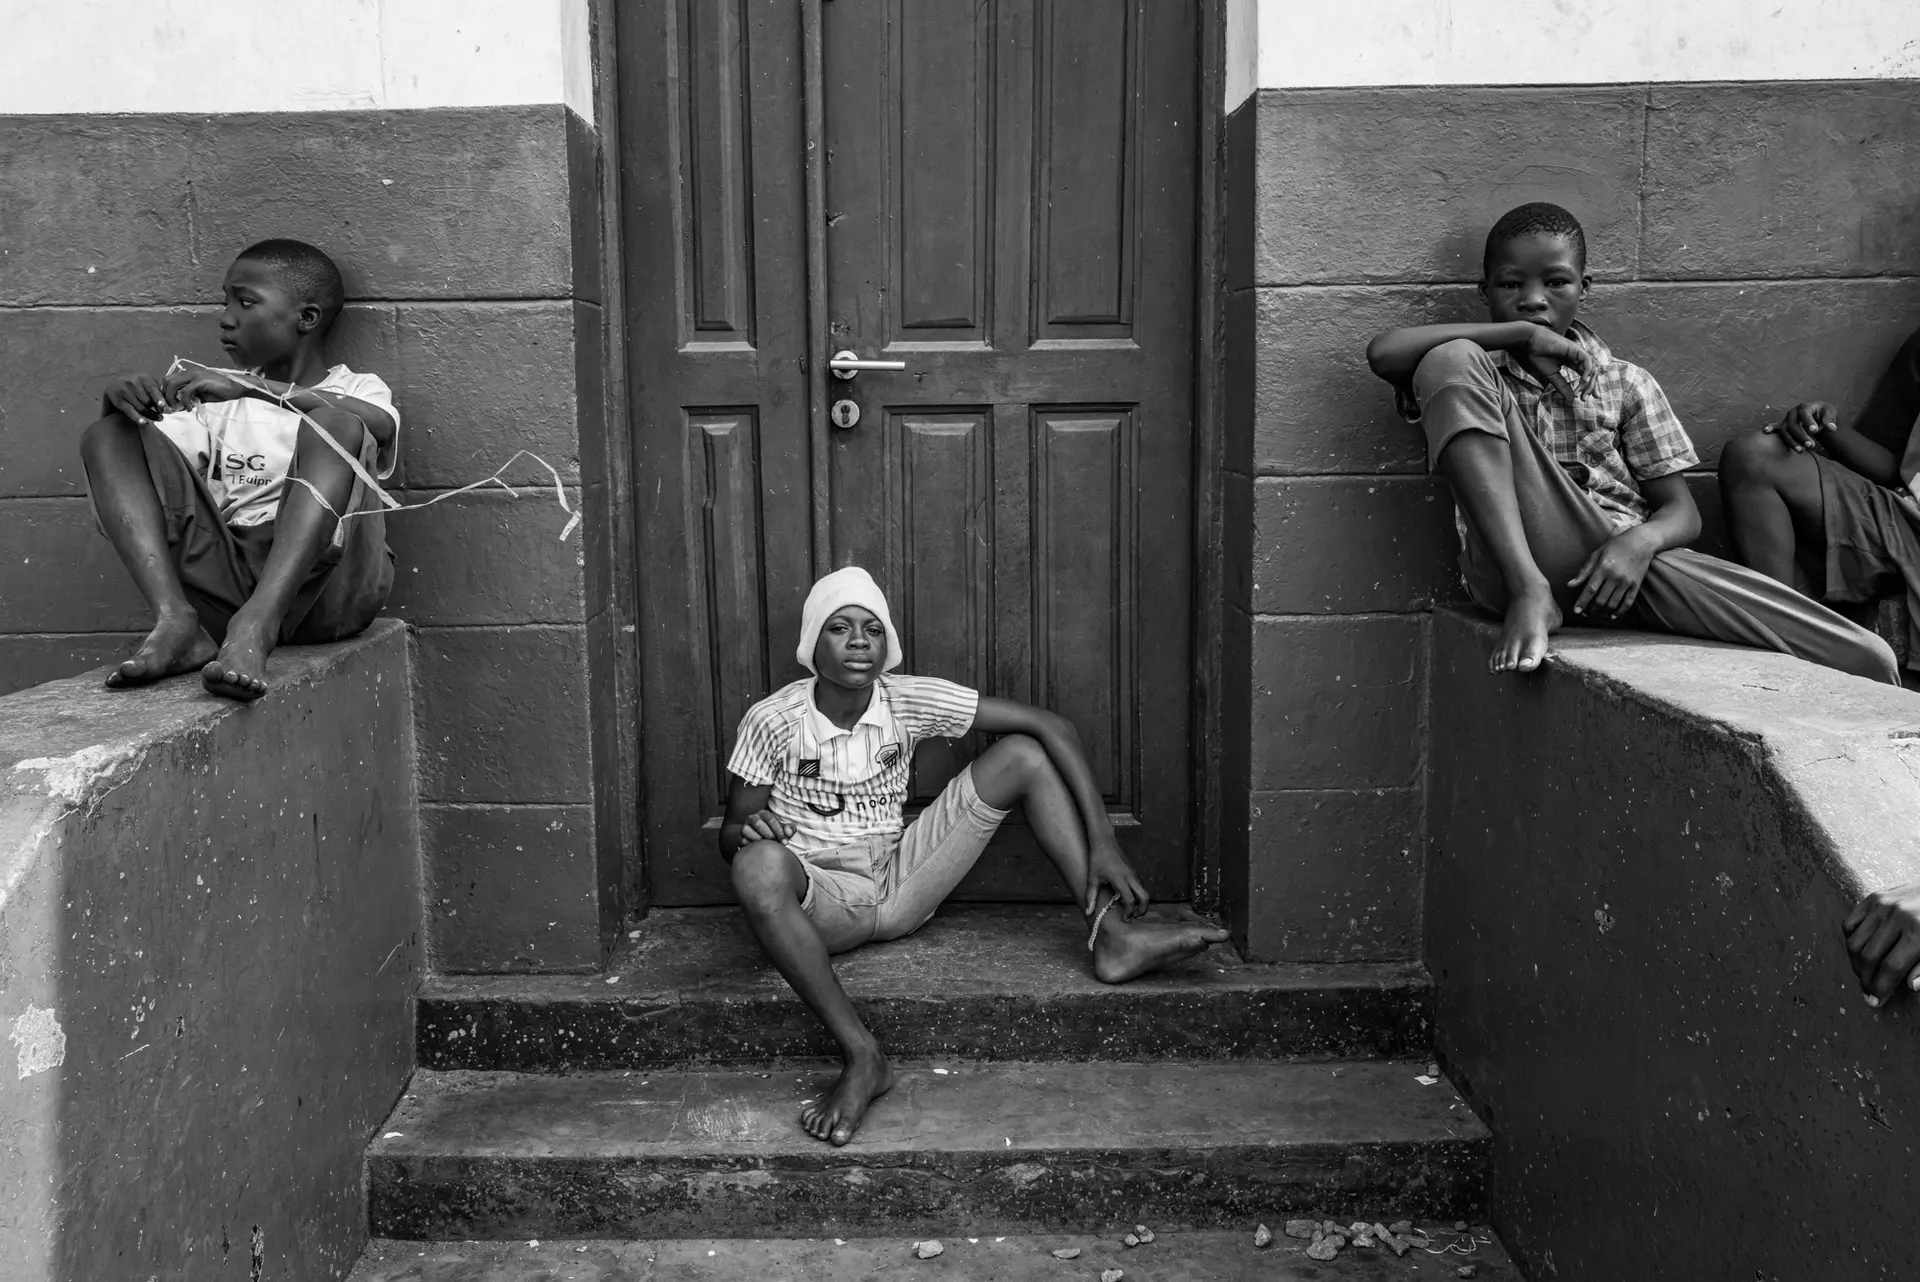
[727,674,979,854]
[1399,321,1699,530]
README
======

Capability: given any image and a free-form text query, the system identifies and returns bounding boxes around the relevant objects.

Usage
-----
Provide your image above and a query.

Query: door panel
[624,0,1195,904]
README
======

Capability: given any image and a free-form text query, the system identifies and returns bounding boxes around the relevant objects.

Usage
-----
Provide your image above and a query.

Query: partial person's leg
[1414,340,1614,673]
[1718,428,1826,591]
[79,414,221,686]
[962,735,1229,983]
[730,841,891,1147]
[203,408,364,700]
[1633,549,1900,684]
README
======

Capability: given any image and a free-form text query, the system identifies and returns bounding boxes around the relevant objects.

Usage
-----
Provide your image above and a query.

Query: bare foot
[106,612,218,688]
[201,617,275,701]
[1492,585,1561,675]
[1092,913,1230,985]
[800,1048,894,1147]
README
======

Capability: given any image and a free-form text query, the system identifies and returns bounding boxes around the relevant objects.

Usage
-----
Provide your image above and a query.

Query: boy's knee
[296,406,366,456]
[1718,428,1790,483]
[1415,338,1494,382]
[987,733,1050,776]
[731,841,800,908]
[78,412,137,464]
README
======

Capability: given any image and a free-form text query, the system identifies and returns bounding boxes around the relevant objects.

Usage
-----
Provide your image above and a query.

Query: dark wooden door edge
[1187,0,1230,914]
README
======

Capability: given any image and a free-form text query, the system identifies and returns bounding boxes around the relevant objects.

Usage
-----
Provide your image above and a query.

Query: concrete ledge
[1427,607,1920,1278]
[0,619,420,1282]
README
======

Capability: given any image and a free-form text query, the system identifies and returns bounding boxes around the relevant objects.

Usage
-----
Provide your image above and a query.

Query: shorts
[796,764,1010,952]
[1813,453,1920,667]
[103,420,394,645]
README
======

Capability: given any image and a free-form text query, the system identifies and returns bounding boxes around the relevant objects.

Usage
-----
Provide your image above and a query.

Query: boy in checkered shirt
[721,567,1228,1148]
[1366,202,1896,683]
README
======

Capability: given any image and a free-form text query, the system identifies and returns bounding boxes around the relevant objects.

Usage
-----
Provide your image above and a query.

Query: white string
[165,358,580,541]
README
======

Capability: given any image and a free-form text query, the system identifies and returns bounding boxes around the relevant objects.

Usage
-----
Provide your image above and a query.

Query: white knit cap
[796,566,903,674]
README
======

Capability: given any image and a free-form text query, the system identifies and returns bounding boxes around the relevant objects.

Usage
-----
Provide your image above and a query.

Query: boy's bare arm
[972,695,1148,913]
[1768,400,1904,489]
[1366,321,1595,404]
[719,777,791,861]
[1568,473,1701,619]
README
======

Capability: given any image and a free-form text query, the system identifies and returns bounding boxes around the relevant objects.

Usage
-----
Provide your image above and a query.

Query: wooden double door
[618,0,1198,905]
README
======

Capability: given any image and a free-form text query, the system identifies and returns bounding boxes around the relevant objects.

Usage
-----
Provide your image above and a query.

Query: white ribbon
[166,358,581,541]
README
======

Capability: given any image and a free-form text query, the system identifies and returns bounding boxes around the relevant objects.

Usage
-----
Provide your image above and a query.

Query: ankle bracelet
[1086,896,1116,952]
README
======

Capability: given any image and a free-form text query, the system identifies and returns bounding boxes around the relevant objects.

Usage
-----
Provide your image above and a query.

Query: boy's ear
[1579,273,1592,303]
[295,302,324,335]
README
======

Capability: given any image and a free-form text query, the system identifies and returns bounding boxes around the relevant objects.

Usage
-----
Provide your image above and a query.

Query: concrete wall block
[1251,476,1460,614]
[1249,613,1426,790]
[0,499,149,632]
[0,306,209,498]
[393,302,584,489]
[0,633,143,698]
[1253,285,1478,475]
[0,108,579,305]
[0,621,418,1281]
[1253,87,1644,286]
[413,624,592,804]
[1590,278,1920,464]
[1425,606,1920,1278]
[1243,787,1422,962]
[384,489,587,626]
[423,803,601,973]
[1643,82,1920,279]
[0,115,199,306]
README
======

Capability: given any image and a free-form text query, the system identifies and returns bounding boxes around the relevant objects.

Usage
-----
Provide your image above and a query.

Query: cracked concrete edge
[1437,606,1920,895]
[0,619,410,911]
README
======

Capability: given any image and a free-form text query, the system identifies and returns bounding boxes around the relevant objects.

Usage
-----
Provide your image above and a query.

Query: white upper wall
[0,0,594,119]
[1231,0,1920,106]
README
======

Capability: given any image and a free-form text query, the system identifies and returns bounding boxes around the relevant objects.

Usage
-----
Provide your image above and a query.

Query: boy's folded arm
[718,777,775,861]
[266,384,398,452]
[1364,321,1535,383]
[973,697,1119,850]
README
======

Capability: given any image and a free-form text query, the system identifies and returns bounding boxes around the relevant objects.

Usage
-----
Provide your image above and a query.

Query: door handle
[829,349,907,380]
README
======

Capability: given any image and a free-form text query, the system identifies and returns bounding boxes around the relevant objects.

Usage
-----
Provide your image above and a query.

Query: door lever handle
[829,349,907,379]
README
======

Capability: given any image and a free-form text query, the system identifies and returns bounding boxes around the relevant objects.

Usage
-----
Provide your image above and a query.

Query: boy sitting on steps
[1365,202,1897,683]
[722,566,1228,1147]
[83,238,398,701]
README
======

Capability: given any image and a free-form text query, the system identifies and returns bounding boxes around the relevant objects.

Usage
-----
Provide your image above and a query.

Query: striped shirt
[1397,320,1698,530]
[727,675,979,854]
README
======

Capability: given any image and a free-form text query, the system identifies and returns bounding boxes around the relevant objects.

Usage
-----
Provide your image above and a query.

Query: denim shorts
[797,764,1009,952]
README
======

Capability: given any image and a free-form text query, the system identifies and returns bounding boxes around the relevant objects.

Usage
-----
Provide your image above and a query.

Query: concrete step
[351,1226,1522,1280]
[419,907,1432,1071]
[367,1060,1488,1240]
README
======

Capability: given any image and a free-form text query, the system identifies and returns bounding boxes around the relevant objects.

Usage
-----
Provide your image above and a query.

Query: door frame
[594,0,1233,911]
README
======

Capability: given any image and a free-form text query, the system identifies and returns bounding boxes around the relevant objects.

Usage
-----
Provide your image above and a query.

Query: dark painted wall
[0,107,632,971]
[0,622,418,1282]
[1223,80,1920,961]
[1427,607,1920,1279]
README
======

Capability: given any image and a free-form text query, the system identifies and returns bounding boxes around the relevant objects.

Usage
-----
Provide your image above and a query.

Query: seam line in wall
[1249,275,1920,292]
[0,297,582,313]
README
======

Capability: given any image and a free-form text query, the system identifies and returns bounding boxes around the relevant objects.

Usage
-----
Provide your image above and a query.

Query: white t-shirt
[155,365,399,527]
[727,675,979,854]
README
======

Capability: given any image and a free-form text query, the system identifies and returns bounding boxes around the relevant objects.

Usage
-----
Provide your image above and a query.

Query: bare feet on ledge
[105,612,218,688]
[201,617,276,701]
[1092,912,1230,985]
[801,1045,894,1147]
[1492,585,1562,675]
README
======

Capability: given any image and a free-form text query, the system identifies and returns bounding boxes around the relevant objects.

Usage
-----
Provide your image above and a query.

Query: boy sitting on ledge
[83,239,398,701]
[1719,326,1920,678]
[1365,202,1897,683]
[722,567,1227,1147]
